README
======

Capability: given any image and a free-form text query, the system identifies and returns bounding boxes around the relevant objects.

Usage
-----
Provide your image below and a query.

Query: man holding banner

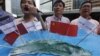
[71,1,99,34]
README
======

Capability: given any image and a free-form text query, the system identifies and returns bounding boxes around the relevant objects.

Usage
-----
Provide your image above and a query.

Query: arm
[35,13,47,30]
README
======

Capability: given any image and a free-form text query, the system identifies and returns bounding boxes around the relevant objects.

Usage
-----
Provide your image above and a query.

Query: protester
[71,1,99,34]
[45,0,70,30]
[15,0,46,32]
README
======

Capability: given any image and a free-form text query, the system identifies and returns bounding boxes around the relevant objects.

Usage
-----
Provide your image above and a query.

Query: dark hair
[80,1,92,9]
[20,0,36,7]
[53,0,65,8]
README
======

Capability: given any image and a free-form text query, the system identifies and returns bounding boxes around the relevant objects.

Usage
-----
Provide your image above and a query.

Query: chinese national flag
[3,31,19,45]
[50,21,70,35]
[17,23,28,35]
[0,16,19,45]
[67,24,78,36]
[50,21,78,36]
[3,23,28,45]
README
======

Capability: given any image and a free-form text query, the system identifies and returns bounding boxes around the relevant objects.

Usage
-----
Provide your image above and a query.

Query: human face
[80,3,92,17]
[21,0,37,15]
[53,2,64,16]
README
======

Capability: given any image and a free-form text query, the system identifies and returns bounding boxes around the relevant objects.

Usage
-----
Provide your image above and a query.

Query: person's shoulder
[71,18,79,25]
[62,16,70,20]
[46,15,54,21]
[71,18,78,21]
[62,16,70,23]
[90,19,99,25]
[62,16,69,19]
[46,15,53,19]
[91,19,99,23]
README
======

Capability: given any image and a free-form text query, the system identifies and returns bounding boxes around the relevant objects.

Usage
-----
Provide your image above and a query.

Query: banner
[0,30,100,56]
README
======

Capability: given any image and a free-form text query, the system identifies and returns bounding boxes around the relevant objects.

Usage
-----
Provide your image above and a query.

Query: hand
[29,5,38,15]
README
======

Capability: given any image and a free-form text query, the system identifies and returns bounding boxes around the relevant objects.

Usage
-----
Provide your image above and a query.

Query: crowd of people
[0,0,100,35]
